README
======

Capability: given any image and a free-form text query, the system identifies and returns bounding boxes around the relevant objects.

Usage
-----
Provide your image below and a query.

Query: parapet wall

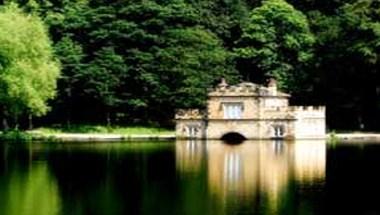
[291,106,325,118]
[175,109,205,120]
[289,106,325,111]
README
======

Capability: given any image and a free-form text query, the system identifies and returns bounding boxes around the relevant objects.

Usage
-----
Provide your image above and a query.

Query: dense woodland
[0,0,380,131]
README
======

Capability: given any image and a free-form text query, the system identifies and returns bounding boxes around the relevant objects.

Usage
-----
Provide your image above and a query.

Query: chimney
[268,78,277,95]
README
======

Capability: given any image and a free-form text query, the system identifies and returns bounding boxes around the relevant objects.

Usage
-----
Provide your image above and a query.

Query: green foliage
[1,0,380,130]
[155,27,237,108]
[339,0,380,65]
[185,0,250,46]
[235,0,315,92]
[307,0,380,130]
[328,130,339,147]
[82,47,128,125]
[40,0,239,123]
[0,130,32,142]
[0,3,60,118]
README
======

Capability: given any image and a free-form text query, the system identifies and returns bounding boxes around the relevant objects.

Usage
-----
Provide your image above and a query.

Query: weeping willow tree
[0,3,60,129]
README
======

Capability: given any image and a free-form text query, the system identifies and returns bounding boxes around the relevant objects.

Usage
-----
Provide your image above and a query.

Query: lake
[0,140,379,215]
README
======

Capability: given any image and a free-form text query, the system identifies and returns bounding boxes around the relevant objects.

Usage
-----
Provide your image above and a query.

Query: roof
[208,81,290,97]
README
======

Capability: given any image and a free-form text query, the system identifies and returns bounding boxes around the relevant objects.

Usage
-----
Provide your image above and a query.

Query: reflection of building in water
[258,141,290,206]
[293,141,326,184]
[176,140,326,212]
[207,142,260,199]
[176,140,207,175]
[210,141,326,207]
[208,140,326,213]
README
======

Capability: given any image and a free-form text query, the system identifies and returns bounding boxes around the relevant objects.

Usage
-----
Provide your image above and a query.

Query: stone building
[175,79,325,140]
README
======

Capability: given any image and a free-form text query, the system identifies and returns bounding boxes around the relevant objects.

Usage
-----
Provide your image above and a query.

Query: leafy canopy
[0,3,60,117]
[235,0,315,92]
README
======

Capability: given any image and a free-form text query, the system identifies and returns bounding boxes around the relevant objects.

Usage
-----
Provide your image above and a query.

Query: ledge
[328,133,380,143]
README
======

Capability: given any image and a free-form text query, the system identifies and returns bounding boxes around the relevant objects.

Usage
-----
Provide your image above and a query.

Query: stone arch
[221,132,247,144]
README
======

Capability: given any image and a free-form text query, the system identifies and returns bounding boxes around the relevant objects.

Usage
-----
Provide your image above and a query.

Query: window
[187,125,198,138]
[223,103,243,119]
[273,125,285,137]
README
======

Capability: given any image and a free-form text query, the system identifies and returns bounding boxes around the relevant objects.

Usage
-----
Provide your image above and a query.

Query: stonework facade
[175,79,326,140]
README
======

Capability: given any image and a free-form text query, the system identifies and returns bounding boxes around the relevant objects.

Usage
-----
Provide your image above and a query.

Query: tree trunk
[106,111,111,127]
[13,113,19,130]
[1,106,9,131]
[66,85,72,129]
[28,114,33,130]
[2,117,9,131]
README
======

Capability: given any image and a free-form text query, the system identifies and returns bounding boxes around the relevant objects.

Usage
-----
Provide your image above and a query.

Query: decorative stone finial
[267,78,277,95]
[218,78,228,88]
[268,78,277,87]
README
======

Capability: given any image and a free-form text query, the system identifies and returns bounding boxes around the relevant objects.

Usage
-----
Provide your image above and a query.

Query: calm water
[0,140,379,215]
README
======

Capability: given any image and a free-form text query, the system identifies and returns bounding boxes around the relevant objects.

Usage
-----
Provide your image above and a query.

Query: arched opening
[272,125,285,139]
[221,132,246,144]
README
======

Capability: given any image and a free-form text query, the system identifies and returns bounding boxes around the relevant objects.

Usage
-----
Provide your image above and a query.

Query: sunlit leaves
[0,3,60,117]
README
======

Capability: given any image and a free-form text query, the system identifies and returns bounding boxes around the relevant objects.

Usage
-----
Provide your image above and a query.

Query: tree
[82,1,238,123]
[54,36,84,127]
[82,47,128,126]
[185,0,250,48]
[308,0,380,130]
[0,3,60,129]
[235,0,315,92]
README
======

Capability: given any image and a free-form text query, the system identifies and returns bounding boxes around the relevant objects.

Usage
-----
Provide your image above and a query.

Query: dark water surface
[0,140,378,215]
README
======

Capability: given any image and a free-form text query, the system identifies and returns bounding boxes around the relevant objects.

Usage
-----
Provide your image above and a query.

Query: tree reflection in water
[0,162,61,215]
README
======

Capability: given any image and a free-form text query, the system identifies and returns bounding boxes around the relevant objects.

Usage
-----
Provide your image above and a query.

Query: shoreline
[31,133,176,142]
[3,131,380,143]
[330,133,380,143]
[31,132,380,143]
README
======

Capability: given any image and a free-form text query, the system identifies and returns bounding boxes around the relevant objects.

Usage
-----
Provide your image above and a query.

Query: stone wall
[175,80,326,140]
[176,119,206,139]
[293,106,326,139]
[175,109,206,139]
[206,119,296,139]
[206,120,261,139]
[207,96,260,119]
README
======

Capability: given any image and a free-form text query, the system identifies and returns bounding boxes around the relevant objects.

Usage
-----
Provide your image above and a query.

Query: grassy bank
[0,125,174,142]
[30,125,174,135]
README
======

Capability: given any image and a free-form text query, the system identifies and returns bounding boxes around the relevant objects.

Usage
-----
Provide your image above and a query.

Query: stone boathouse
[175,79,325,140]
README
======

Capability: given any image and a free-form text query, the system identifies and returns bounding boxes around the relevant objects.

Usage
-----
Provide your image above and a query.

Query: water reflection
[0,151,61,215]
[176,140,207,175]
[294,141,326,184]
[0,141,326,215]
[176,140,326,214]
